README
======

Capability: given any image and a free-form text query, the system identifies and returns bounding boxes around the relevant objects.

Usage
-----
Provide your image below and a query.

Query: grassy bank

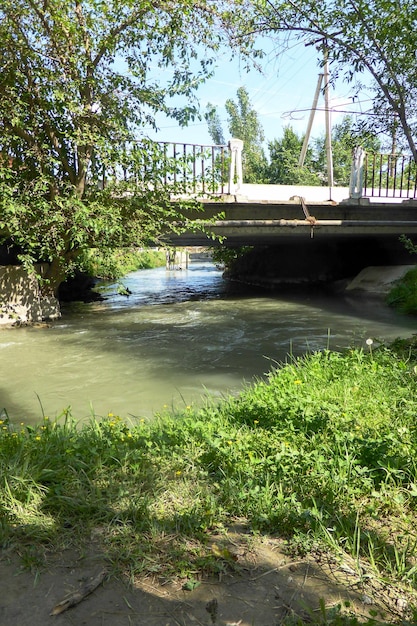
[78,247,166,280]
[2,343,417,622]
[387,267,417,315]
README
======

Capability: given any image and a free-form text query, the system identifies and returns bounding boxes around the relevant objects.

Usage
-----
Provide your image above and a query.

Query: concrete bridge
[3,139,417,324]
[151,139,417,247]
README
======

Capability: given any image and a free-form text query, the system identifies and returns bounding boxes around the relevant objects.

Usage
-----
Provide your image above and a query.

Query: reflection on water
[1,263,417,425]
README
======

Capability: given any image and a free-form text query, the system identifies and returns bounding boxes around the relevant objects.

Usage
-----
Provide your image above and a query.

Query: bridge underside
[221,235,416,285]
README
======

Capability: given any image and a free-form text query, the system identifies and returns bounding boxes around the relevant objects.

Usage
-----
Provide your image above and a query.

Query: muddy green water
[2,263,417,426]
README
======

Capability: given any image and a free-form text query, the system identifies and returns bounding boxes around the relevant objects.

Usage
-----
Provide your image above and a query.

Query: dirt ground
[1,531,415,626]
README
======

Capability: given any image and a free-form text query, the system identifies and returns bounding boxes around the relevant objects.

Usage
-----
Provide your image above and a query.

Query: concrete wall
[0,265,60,326]
[231,184,412,204]
[346,265,416,294]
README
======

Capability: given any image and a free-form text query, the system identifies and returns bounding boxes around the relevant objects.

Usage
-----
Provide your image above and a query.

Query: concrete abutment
[0,264,60,327]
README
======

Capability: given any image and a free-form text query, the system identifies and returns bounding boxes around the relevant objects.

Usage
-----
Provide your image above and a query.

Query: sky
[144,37,374,151]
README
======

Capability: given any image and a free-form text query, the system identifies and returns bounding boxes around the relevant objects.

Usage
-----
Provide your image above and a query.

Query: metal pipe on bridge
[212,219,417,227]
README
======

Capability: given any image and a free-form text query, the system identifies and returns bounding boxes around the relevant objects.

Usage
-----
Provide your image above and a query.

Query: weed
[387,266,417,314]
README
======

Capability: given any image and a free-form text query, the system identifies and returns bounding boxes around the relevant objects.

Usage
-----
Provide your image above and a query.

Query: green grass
[77,247,166,279]
[387,267,417,314]
[2,343,417,623]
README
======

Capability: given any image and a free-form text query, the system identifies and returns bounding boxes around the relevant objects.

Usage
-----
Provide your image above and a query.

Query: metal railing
[157,141,229,194]
[350,147,417,199]
[96,140,231,196]
[363,152,417,198]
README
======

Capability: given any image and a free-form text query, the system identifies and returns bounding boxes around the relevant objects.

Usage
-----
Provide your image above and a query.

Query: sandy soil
[1,532,414,626]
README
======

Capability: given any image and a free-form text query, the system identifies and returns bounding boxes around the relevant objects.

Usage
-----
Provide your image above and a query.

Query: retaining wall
[0,265,60,326]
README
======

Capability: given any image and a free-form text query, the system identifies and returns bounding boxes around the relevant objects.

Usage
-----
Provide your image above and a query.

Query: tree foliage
[244,0,417,161]
[267,126,321,185]
[206,86,268,183]
[0,0,248,293]
[205,104,227,146]
[225,86,268,182]
[313,116,382,185]
[266,117,381,186]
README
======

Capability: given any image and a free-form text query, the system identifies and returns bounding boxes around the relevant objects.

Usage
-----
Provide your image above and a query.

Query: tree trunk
[42,255,76,297]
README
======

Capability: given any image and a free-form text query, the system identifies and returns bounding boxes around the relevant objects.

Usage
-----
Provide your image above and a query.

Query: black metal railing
[94,140,230,195]
[362,152,417,199]
[157,142,229,194]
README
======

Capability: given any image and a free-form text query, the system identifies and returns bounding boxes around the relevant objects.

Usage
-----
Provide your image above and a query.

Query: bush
[78,247,166,279]
[386,267,417,314]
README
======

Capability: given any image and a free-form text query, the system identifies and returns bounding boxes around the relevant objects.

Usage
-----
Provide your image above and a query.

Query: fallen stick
[50,569,108,616]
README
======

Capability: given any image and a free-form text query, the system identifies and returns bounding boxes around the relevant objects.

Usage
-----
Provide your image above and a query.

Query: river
[2,262,417,426]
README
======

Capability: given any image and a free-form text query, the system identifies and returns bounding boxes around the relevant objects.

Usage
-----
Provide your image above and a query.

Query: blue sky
[145,38,373,150]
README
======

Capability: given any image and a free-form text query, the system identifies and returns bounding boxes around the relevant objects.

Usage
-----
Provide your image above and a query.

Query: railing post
[349,146,365,199]
[228,138,244,194]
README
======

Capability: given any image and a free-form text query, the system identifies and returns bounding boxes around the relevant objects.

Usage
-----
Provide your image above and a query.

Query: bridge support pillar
[165,248,189,270]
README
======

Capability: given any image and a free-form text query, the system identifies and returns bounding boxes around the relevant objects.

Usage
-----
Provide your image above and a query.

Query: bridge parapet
[97,139,231,196]
[360,148,417,200]
[96,139,417,203]
[350,147,417,200]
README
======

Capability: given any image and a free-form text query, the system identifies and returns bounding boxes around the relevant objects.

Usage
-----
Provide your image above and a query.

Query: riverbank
[0,249,167,327]
[2,343,417,624]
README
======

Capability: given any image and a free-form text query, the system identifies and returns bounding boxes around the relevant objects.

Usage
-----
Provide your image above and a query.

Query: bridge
[104,138,417,247]
[4,138,417,323]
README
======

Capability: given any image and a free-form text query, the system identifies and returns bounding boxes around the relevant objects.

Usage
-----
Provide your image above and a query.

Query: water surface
[1,263,416,425]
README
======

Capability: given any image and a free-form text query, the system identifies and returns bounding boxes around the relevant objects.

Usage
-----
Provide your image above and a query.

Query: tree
[243,0,417,161]
[313,116,382,185]
[267,126,321,185]
[206,86,268,182]
[266,117,381,186]
[205,104,227,146]
[0,0,249,298]
[225,86,268,182]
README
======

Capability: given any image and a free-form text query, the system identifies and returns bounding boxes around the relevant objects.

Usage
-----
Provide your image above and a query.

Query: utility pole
[298,42,334,195]
[323,47,334,190]
[298,73,323,167]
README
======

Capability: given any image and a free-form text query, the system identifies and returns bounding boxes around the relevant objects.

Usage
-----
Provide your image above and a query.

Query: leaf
[409,483,417,497]
[182,579,201,591]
